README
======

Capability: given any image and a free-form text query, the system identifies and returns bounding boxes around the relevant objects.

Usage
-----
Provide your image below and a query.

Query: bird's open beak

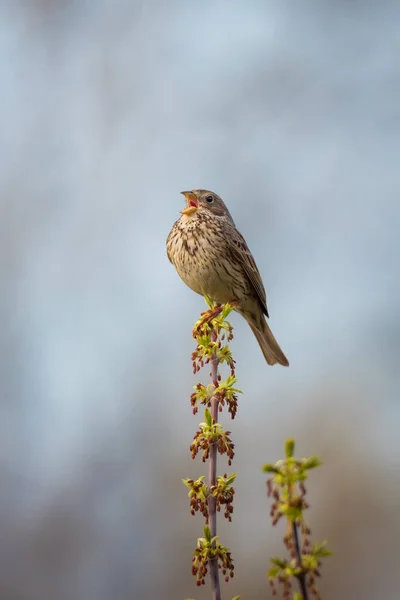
[180,191,198,215]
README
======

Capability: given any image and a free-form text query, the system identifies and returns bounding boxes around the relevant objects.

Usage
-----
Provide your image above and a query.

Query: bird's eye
[206,195,214,203]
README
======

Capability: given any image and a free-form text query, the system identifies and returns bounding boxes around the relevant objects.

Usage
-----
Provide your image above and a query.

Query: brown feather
[248,320,289,366]
[227,224,269,317]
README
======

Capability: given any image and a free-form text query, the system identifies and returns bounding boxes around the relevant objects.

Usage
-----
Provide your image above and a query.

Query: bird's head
[180,189,234,222]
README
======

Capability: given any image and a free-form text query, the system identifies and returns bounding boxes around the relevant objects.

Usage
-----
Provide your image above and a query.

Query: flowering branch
[262,439,331,600]
[183,297,241,600]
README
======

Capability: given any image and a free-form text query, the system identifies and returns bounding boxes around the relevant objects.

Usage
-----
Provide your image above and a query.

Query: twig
[264,440,330,599]
[208,332,221,600]
[292,521,309,600]
[187,303,238,594]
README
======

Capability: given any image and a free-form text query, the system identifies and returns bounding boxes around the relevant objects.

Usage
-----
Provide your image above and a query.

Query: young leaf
[302,456,322,470]
[204,408,212,428]
[285,438,295,458]
[262,463,280,474]
[203,525,211,541]
[225,473,237,485]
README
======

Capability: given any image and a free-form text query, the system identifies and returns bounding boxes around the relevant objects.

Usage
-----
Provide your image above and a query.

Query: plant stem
[208,336,221,600]
[292,521,308,600]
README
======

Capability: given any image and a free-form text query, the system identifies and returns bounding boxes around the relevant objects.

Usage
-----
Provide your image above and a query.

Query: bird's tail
[249,320,289,367]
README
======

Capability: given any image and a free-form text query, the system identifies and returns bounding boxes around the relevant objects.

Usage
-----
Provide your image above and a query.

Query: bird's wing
[228,226,269,317]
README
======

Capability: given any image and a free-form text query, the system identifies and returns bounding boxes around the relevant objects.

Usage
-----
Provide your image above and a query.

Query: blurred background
[1,1,399,598]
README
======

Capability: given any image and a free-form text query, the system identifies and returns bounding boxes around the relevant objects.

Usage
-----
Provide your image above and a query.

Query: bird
[166,189,289,366]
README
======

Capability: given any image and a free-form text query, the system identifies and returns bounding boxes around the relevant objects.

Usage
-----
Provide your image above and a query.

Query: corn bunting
[166,189,288,366]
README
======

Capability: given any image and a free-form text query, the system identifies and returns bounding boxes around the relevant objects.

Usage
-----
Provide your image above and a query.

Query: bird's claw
[193,304,223,337]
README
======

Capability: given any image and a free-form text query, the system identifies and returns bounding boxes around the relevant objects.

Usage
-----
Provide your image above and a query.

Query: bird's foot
[194,304,223,337]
